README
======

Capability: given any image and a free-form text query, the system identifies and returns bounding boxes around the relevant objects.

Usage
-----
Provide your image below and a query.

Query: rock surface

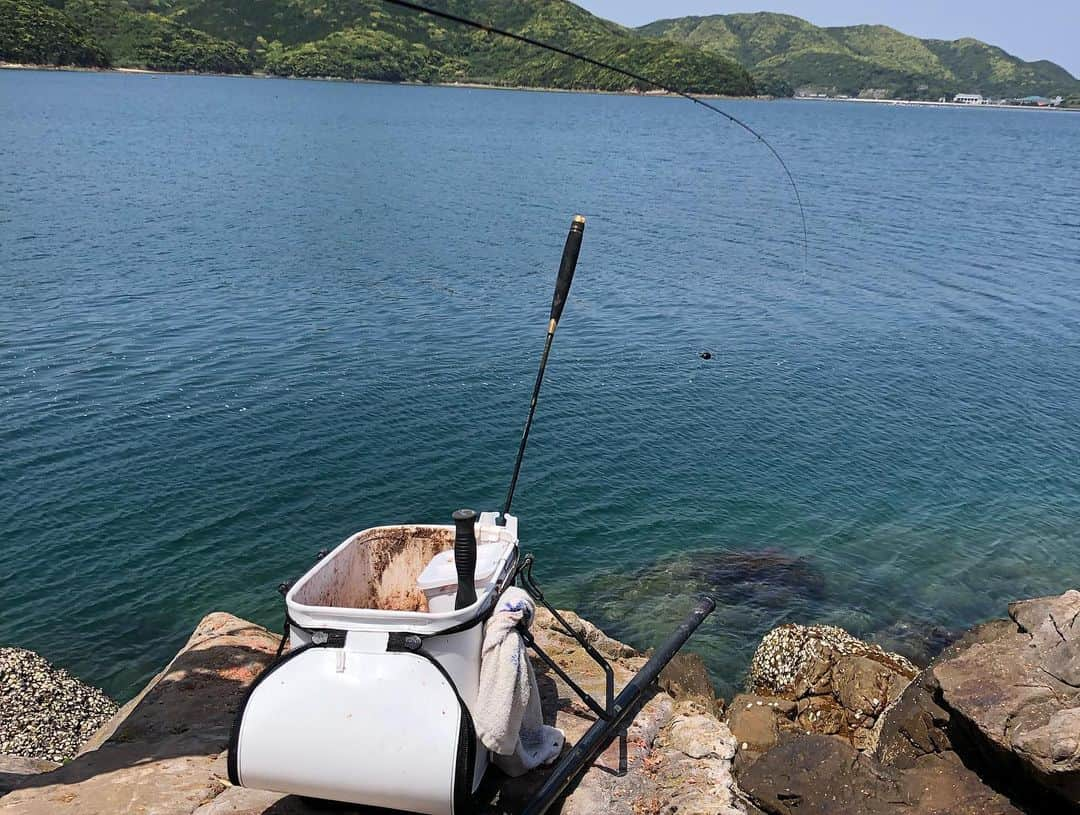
[932,590,1080,809]
[0,757,59,796]
[658,651,726,719]
[0,609,745,815]
[738,623,918,757]
[0,648,118,762]
[740,733,1025,815]
[873,670,954,769]
[6,591,1077,814]
[738,590,1080,815]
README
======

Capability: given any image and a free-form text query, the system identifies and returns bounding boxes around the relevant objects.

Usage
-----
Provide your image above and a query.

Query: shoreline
[0,61,759,101]
[5,591,1077,813]
[5,63,1075,110]
[796,95,1080,113]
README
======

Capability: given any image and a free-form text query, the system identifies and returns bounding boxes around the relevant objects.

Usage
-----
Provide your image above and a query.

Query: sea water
[2,70,1078,698]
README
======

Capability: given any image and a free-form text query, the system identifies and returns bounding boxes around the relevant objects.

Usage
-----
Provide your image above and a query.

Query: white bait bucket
[228,513,518,815]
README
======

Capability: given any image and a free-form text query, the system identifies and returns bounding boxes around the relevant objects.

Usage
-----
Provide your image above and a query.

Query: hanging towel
[475,587,565,777]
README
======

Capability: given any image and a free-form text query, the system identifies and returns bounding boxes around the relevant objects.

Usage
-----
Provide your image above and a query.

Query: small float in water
[227,217,715,815]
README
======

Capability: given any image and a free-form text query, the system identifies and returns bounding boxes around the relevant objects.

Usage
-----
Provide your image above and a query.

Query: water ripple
[1,72,1079,699]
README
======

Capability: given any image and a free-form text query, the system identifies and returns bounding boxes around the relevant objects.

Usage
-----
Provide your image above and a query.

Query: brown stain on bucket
[294,526,454,613]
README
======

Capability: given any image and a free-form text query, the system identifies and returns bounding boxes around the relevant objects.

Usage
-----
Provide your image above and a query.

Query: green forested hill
[637,12,1080,99]
[0,0,109,66]
[6,1,1075,101]
[0,0,755,94]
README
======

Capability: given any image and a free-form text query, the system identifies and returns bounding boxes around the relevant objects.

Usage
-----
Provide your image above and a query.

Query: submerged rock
[871,620,963,668]
[700,550,827,605]
[604,548,828,615]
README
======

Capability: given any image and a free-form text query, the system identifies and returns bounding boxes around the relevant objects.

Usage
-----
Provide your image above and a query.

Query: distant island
[638,12,1080,104]
[2,0,1078,106]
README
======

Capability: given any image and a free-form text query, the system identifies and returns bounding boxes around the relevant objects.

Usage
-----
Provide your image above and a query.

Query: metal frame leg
[516,554,614,718]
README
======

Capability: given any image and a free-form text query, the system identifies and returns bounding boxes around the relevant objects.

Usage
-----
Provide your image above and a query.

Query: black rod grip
[549,215,586,327]
[452,509,478,610]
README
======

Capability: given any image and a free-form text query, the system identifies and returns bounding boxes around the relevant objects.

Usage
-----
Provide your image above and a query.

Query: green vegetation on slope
[638,12,1080,100]
[61,0,253,72]
[260,27,463,83]
[0,0,108,67]
[1,0,755,95]
[184,0,756,93]
[0,0,251,71]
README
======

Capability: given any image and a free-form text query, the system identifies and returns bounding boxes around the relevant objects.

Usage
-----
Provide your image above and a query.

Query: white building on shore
[954,93,986,104]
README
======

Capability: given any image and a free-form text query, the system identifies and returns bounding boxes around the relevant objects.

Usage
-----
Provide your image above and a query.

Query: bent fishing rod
[376,0,810,272]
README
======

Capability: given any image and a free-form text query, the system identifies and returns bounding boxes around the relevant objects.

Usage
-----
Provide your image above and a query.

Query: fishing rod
[499,214,585,523]
[377,0,810,272]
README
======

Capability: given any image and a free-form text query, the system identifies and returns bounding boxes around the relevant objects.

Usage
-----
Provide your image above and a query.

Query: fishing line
[377,0,810,273]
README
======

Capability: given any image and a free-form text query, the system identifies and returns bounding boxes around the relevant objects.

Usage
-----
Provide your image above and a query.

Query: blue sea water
[2,70,1078,700]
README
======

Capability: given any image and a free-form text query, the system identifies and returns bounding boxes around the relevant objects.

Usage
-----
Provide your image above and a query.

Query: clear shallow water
[2,70,1078,700]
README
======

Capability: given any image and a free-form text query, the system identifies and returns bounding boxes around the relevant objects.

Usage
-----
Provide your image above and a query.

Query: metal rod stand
[515,555,716,815]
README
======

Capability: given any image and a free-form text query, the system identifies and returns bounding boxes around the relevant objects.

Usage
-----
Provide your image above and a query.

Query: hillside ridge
[0,0,755,95]
[637,11,1080,100]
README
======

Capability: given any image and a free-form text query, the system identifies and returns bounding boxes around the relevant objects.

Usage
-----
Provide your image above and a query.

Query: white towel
[475,587,565,777]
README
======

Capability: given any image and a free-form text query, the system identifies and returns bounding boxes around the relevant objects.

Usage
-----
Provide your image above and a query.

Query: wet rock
[933,590,1080,809]
[897,751,1027,815]
[734,596,1080,814]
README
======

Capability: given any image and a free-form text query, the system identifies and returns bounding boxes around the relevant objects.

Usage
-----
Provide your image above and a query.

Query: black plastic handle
[549,215,586,327]
[452,509,478,610]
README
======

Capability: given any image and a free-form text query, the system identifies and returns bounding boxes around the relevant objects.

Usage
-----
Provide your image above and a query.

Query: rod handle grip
[549,215,586,327]
[452,509,478,610]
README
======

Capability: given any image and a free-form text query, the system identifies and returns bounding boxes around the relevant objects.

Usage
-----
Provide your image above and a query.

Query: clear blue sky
[575,1,1080,78]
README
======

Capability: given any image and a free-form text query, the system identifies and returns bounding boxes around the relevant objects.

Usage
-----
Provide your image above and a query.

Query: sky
[575,1,1080,78]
